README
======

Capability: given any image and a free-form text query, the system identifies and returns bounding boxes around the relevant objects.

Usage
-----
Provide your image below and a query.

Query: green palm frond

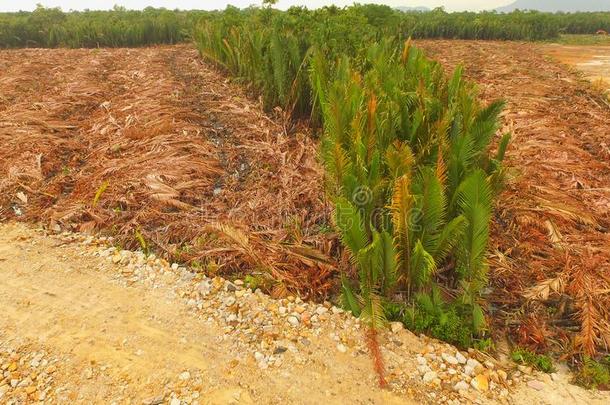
[334,197,368,258]
[456,169,492,284]
[410,239,437,288]
[341,274,362,317]
[360,290,387,330]
[379,230,397,294]
[434,215,466,262]
[412,166,447,254]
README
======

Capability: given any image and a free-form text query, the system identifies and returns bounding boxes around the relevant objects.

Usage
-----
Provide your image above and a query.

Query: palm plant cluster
[0,6,207,48]
[196,6,512,348]
[311,41,510,347]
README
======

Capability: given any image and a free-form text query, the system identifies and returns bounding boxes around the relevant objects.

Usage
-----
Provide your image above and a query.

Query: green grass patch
[511,347,555,373]
[574,356,610,390]
[554,34,610,46]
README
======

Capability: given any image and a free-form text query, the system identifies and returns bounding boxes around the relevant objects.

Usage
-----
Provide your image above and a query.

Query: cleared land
[1,40,609,369]
[0,46,332,297]
[416,40,610,355]
[543,44,610,92]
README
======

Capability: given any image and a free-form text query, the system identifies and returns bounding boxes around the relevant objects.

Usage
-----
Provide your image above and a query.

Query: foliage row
[195,6,511,346]
[0,6,204,48]
[2,5,610,49]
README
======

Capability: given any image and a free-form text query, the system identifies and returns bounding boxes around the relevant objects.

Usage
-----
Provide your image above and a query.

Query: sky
[0,1,515,13]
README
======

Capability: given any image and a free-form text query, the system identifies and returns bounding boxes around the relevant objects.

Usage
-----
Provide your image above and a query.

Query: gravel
[12,228,539,405]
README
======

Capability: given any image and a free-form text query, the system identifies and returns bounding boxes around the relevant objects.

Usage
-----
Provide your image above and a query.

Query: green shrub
[511,347,555,373]
[402,289,475,348]
[574,356,610,389]
[0,5,205,48]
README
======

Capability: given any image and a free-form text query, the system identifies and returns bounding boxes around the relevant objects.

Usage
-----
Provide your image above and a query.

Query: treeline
[1,5,609,49]
[196,5,511,348]
[0,6,206,48]
[399,8,610,40]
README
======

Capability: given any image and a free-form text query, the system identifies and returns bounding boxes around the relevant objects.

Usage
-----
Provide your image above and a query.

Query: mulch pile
[416,40,610,357]
[0,46,334,298]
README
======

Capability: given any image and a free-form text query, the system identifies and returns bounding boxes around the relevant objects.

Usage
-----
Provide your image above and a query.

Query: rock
[273,346,287,355]
[179,371,190,381]
[226,283,237,292]
[454,381,470,391]
[540,373,553,384]
[471,374,489,392]
[417,365,431,375]
[466,358,481,369]
[455,351,467,364]
[527,380,545,391]
[170,398,181,405]
[142,395,164,405]
[315,307,328,316]
[171,263,179,270]
[497,369,508,381]
[423,371,438,383]
[550,373,560,382]
[416,356,427,366]
[390,322,404,333]
[337,344,347,353]
[223,296,236,307]
[254,352,264,362]
[287,316,299,327]
[196,281,211,297]
[442,353,459,365]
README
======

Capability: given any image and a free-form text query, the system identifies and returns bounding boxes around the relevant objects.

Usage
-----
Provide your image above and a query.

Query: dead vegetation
[0,46,334,298]
[416,40,610,357]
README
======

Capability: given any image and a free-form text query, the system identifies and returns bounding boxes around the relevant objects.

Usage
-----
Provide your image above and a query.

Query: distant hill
[396,6,431,12]
[496,0,610,12]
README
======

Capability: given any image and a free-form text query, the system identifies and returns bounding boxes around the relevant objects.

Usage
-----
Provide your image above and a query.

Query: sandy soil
[542,44,610,92]
[2,222,610,404]
[0,222,413,404]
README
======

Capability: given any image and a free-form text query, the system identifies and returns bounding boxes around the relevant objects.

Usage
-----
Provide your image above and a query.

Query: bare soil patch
[542,44,610,93]
[3,222,609,404]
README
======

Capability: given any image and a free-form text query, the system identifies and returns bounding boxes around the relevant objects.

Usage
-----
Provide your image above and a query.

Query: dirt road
[0,222,415,404]
[2,223,609,404]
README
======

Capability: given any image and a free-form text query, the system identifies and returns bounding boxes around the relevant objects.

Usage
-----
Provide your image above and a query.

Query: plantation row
[1,5,610,48]
[196,6,510,347]
[0,6,204,48]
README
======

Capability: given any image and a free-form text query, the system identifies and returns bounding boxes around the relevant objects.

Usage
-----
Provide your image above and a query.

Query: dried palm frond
[523,275,565,301]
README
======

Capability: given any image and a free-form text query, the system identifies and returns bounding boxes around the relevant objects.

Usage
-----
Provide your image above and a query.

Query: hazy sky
[0,1,515,13]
